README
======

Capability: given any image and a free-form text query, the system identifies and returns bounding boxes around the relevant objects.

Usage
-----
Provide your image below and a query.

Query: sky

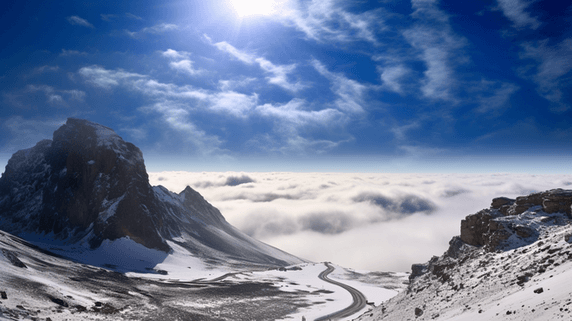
[1,0,572,172]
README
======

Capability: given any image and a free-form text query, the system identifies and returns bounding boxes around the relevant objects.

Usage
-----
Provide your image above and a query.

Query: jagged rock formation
[358,189,572,321]
[459,189,572,251]
[0,118,303,267]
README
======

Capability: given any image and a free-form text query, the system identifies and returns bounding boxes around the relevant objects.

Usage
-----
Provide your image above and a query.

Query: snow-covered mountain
[357,189,572,321]
[0,118,303,269]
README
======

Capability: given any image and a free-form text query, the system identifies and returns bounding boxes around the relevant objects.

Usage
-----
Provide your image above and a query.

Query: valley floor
[0,230,407,321]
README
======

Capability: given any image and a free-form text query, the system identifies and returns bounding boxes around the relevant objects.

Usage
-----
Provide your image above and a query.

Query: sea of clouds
[148,172,572,272]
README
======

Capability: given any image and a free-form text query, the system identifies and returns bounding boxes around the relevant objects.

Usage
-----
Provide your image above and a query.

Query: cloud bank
[149,172,572,272]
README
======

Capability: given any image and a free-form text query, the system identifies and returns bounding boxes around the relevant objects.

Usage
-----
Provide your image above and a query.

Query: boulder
[541,189,572,215]
[491,197,515,208]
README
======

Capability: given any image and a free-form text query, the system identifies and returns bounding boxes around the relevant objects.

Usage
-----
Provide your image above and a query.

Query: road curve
[314,262,367,321]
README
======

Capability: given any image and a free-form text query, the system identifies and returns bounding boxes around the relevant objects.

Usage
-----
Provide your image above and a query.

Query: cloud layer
[149,172,572,272]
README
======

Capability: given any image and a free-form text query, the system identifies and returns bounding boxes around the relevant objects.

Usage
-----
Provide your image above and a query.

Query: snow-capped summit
[0,118,303,268]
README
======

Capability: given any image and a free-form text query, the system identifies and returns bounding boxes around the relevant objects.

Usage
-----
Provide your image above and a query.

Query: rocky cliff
[358,189,572,321]
[0,118,303,267]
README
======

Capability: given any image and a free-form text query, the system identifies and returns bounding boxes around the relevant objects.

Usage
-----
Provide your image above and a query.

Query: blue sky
[1,0,572,172]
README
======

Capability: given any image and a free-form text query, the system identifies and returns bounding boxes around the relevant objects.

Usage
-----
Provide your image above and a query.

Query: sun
[229,0,280,17]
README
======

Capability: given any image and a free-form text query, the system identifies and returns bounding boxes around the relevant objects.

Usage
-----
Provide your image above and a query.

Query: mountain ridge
[0,118,303,269]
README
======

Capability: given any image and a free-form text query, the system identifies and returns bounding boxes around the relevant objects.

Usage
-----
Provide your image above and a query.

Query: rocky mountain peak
[0,118,164,251]
[0,118,303,268]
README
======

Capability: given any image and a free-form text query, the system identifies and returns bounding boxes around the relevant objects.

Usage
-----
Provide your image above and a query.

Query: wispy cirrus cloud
[254,98,348,154]
[140,101,225,155]
[278,0,385,44]
[473,80,520,114]
[25,85,85,106]
[496,0,541,30]
[4,84,85,109]
[101,13,143,22]
[78,65,146,89]
[312,59,367,113]
[100,14,118,22]
[125,13,143,20]
[519,38,572,112]
[33,65,60,74]
[66,16,94,28]
[125,23,179,38]
[60,49,88,57]
[256,98,342,125]
[378,64,409,94]
[213,41,304,92]
[403,0,467,101]
[78,65,258,153]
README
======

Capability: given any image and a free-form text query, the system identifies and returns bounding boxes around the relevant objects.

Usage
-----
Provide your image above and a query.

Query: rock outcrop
[358,189,572,320]
[0,118,303,267]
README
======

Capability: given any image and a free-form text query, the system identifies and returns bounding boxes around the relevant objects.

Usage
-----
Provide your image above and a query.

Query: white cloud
[140,102,224,156]
[66,16,94,28]
[218,78,256,91]
[496,0,540,30]
[391,122,420,141]
[100,14,118,22]
[254,99,347,154]
[210,91,258,117]
[148,172,572,271]
[23,85,85,107]
[520,38,572,112]
[33,65,60,74]
[214,41,303,92]
[255,58,304,92]
[404,0,467,101]
[169,60,200,76]
[125,23,179,38]
[312,59,367,113]
[125,13,143,20]
[161,49,190,60]
[160,49,202,76]
[63,89,86,102]
[77,65,351,155]
[474,80,519,114]
[379,65,408,94]
[78,65,146,89]
[410,0,450,23]
[214,41,255,64]
[60,49,88,57]
[277,0,384,44]
[256,98,342,125]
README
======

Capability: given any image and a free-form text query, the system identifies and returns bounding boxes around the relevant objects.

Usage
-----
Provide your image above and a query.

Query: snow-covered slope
[357,189,572,321]
[0,118,303,269]
[0,228,406,320]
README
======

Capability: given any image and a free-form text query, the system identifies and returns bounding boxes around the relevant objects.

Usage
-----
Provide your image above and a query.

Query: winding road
[315,262,367,321]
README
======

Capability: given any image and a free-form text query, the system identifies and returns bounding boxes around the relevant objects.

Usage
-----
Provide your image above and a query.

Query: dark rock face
[0,118,167,251]
[0,118,302,267]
